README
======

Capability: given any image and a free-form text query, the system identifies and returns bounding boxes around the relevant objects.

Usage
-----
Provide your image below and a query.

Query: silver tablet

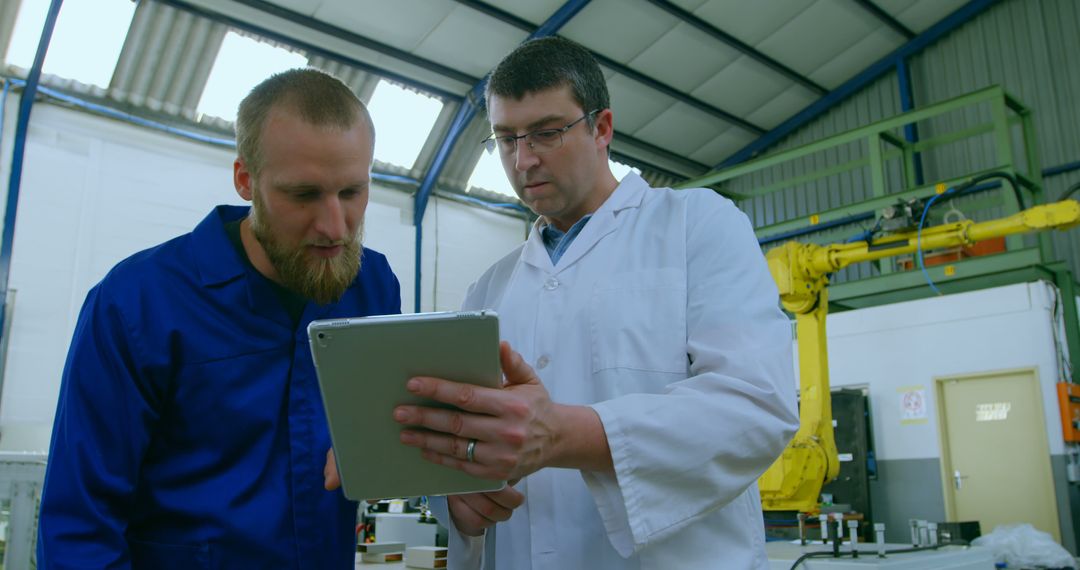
[308,310,505,500]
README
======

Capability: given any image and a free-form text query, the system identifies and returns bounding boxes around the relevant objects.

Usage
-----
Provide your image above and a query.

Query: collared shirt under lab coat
[431,173,799,569]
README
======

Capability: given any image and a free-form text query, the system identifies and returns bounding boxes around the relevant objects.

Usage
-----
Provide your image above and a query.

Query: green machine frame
[679,86,1080,381]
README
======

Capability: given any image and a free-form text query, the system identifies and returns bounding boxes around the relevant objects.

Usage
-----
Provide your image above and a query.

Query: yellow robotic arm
[759,200,1080,513]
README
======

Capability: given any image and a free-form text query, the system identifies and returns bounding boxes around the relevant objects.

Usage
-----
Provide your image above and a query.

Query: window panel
[467,148,515,197]
[7,0,135,88]
[609,159,640,182]
[367,80,444,169]
[196,31,307,123]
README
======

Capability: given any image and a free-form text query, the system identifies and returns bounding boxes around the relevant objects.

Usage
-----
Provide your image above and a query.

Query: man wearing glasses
[329,37,798,569]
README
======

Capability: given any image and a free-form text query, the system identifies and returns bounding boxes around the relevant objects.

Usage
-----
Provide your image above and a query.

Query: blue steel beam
[758,212,875,246]
[1045,160,1080,180]
[452,0,766,135]
[154,0,470,101]
[717,0,1002,169]
[1,0,64,347]
[643,0,827,96]
[412,0,592,312]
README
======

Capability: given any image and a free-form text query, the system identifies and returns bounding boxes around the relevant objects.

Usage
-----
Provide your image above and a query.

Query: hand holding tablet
[309,311,506,500]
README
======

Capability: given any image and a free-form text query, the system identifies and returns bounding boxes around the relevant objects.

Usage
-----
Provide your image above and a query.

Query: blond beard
[249,192,363,305]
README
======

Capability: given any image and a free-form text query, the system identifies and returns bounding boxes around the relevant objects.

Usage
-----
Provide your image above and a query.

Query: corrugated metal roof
[308,54,381,104]
[109,0,226,122]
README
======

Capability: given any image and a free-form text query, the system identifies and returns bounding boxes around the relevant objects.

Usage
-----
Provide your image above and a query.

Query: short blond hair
[235,68,374,176]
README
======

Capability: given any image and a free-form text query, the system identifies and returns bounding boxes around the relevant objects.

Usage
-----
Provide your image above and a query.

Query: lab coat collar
[193,205,250,287]
[521,172,648,273]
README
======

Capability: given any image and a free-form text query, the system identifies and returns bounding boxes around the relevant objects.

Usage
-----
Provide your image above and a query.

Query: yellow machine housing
[759,200,1080,513]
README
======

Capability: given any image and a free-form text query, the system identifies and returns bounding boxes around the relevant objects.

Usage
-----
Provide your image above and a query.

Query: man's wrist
[547,404,612,473]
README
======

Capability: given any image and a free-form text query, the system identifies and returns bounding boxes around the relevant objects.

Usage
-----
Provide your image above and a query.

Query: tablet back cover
[309,311,505,500]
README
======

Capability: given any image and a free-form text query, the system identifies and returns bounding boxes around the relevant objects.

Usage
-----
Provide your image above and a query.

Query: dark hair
[485,37,609,130]
[235,68,373,176]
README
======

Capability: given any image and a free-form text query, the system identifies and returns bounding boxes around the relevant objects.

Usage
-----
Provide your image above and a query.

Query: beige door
[938,368,1060,541]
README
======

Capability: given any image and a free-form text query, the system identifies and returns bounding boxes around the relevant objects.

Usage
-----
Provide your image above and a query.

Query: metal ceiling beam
[453,0,536,29]
[452,0,766,135]
[612,133,710,176]
[590,52,765,136]
[152,0,472,101]
[643,0,827,96]
[852,0,916,40]
[716,0,1002,170]
[608,150,690,183]
[229,0,478,85]
[411,0,592,311]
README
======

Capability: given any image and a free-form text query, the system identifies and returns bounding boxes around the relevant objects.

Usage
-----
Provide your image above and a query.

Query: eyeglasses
[481,110,600,155]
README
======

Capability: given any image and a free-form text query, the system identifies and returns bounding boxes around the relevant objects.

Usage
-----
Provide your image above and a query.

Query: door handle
[953,469,969,490]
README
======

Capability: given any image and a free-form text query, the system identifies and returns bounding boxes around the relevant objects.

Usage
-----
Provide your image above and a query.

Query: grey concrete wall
[869,458,947,544]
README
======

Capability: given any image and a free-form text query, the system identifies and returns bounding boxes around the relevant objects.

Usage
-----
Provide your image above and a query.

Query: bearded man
[37,68,401,569]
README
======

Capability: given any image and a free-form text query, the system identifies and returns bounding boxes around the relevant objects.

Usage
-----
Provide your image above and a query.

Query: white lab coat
[431,173,798,569]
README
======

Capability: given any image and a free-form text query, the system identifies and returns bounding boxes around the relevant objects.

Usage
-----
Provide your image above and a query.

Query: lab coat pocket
[590,269,687,374]
[130,539,211,569]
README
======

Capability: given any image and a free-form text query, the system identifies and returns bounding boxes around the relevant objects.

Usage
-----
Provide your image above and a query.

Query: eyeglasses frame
[481,109,602,155]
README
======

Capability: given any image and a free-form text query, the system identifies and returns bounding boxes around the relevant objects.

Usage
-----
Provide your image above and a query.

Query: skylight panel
[367,80,444,169]
[6,0,135,88]
[197,31,308,123]
[466,148,516,198]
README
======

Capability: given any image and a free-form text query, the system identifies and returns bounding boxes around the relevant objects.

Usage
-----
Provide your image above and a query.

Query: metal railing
[0,452,46,569]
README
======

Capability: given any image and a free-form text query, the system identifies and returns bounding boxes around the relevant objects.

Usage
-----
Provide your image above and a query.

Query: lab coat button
[543,277,560,290]
[536,355,550,369]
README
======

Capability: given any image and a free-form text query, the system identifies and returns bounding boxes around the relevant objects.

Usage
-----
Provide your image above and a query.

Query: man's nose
[314,195,348,242]
[514,139,540,172]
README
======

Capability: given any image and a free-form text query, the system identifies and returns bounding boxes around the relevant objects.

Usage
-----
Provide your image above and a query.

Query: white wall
[0,97,527,451]
[815,281,1066,461]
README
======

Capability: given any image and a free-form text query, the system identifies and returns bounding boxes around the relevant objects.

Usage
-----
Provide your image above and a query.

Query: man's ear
[234,159,254,202]
[593,109,614,152]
